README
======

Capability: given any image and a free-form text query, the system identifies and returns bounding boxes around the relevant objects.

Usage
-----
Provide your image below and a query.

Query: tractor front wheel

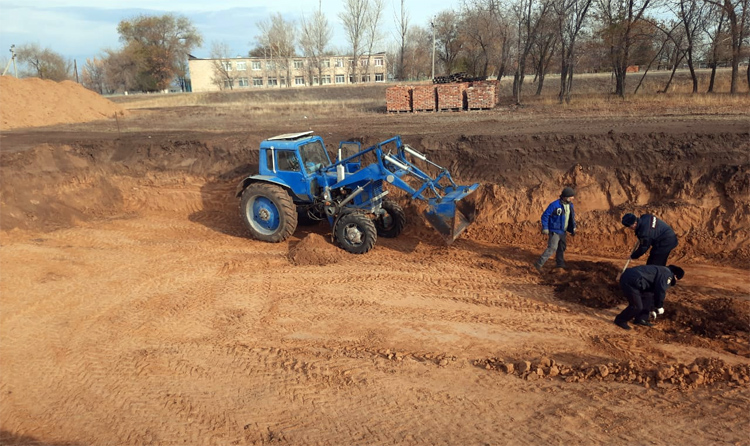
[375,199,406,238]
[334,212,377,254]
[240,183,297,242]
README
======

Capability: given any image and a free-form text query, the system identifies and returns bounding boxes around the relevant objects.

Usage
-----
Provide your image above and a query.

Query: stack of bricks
[436,82,468,111]
[386,85,413,113]
[466,80,497,110]
[412,85,437,111]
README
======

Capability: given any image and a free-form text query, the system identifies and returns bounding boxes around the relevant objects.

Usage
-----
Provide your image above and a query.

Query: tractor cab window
[299,140,330,174]
[275,150,301,172]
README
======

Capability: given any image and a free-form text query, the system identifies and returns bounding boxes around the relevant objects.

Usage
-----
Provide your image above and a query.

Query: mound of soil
[0,76,126,130]
[289,233,344,266]
[544,261,623,308]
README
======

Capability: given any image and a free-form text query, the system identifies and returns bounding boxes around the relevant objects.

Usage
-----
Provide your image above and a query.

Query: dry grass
[110,68,750,118]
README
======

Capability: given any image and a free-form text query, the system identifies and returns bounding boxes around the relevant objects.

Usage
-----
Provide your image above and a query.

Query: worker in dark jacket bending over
[614,264,684,330]
[621,213,678,266]
[534,187,576,272]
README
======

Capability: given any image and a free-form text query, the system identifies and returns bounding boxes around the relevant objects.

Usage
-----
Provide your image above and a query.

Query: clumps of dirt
[656,296,750,357]
[544,261,623,308]
[0,76,126,130]
[475,356,750,390]
[288,233,344,266]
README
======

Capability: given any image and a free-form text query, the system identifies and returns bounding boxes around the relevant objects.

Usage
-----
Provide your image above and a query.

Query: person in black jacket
[621,213,678,266]
[614,264,685,330]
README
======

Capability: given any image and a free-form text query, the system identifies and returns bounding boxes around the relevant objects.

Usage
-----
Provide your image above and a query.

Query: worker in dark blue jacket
[534,187,576,272]
[621,213,678,266]
[614,264,684,330]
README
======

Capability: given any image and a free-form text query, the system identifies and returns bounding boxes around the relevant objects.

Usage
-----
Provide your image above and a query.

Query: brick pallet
[466,81,497,110]
[412,85,437,111]
[386,85,413,112]
[436,83,468,111]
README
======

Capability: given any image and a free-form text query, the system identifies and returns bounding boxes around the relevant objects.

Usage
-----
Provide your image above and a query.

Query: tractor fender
[236,175,291,198]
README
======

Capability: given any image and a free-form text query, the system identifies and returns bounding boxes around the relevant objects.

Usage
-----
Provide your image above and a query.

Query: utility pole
[3,44,17,78]
[430,17,436,80]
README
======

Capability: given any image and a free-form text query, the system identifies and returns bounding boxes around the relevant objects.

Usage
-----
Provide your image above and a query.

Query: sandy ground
[1,81,749,445]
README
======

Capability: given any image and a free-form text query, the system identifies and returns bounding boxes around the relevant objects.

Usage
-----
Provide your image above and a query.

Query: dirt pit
[1,82,749,445]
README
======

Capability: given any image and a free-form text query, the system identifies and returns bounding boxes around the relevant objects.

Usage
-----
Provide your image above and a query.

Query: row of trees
[394,0,749,102]
[4,0,748,101]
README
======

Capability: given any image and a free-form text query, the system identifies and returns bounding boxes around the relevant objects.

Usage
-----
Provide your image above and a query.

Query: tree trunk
[661,52,686,93]
[708,63,717,93]
[686,51,697,94]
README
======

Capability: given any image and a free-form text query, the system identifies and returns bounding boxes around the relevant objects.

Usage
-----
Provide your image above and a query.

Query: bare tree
[81,57,107,93]
[702,3,730,92]
[675,0,709,92]
[102,47,141,93]
[434,10,464,75]
[554,0,593,103]
[340,0,370,82]
[595,0,656,97]
[300,1,333,85]
[511,0,553,104]
[15,43,72,81]
[362,0,385,81]
[702,0,749,93]
[402,25,433,79]
[393,0,410,80]
[530,12,558,94]
[210,42,235,90]
[257,13,297,87]
[461,0,507,77]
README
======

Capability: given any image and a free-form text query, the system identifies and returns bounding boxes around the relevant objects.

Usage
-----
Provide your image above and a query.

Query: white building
[187,53,388,92]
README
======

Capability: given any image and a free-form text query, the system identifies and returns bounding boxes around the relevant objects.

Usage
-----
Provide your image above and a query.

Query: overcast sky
[0,0,449,64]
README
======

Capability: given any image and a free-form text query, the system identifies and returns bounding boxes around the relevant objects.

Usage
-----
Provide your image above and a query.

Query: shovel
[616,240,640,281]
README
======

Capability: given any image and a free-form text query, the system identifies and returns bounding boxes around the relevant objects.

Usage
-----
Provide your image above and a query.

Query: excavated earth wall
[2,131,748,266]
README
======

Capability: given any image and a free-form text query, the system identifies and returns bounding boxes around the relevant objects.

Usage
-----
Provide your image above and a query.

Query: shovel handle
[621,258,631,273]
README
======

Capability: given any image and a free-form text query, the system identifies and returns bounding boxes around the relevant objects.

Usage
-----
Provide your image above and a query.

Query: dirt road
[1,97,749,445]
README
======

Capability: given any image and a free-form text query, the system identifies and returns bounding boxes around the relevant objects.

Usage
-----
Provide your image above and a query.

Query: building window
[295,76,305,86]
[222,61,232,71]
[280,77,287,87]
[374,58,383,66]
[236,61,247,71]
[335,74,345,84]
[294,60,304,69]
[361,74,370,82]
[335,58,344,67]
[312,76,319,85]
[266,61,275,70]
[349,74,355,83]
[321,75,331,85]
[349,59,355,66]
[321,59,330,68]
[251,61,261,70]
[223,79,234,89]
[268,77,278,86]
[253,77,263,87]
[238,77,249,87]
[375,73,384,82]
[360,59,368,66]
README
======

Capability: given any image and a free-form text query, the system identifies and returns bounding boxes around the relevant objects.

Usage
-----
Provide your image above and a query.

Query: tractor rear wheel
[375,199,406,238]
[240,183,297,242]
[334,212,377,254]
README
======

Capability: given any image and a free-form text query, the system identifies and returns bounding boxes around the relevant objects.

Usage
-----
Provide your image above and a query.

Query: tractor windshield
[299,140,330,174]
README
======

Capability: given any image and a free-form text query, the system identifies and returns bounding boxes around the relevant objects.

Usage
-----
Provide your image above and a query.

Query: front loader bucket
[423,184,479,245]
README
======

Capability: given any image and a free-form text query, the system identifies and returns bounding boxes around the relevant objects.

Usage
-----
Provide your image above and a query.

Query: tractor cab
[259,131,333,199]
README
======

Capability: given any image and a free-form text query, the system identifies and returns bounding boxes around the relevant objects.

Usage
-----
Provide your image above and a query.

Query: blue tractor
[236,131,479,254]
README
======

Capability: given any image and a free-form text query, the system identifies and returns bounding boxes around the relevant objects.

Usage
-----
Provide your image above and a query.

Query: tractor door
[269,149,309,198]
